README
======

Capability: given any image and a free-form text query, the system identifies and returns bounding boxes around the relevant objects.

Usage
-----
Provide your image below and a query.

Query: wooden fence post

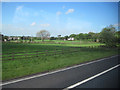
[53,49,57,58]
[36,51,38,57]
[12,53,14,60]
[55,49,56,56]
[62,48,64,54]
[45,50,48,56]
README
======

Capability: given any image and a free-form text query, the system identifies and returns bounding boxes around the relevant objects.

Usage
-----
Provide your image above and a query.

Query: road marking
[1,55,118,86]
[63,64,120,90]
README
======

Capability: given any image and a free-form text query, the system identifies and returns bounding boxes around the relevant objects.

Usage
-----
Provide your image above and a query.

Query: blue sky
[2,2,118,37]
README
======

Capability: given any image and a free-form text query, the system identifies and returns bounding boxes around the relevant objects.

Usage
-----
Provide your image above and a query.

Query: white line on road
[63,64,120,90]
[1,55,118,86]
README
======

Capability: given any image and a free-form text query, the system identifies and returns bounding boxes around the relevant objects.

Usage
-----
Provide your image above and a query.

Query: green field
[2,40,118,81]
[3,40,104,53]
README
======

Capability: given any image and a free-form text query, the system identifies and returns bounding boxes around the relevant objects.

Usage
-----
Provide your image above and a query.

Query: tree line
[1,25,120,47]
[36,25,120,47]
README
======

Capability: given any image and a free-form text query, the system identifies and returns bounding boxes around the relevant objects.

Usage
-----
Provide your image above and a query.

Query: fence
[1,48,80,61]
[1,45,105,62]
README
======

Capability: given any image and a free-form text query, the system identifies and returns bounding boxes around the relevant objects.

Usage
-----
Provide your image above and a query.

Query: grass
[2,40,104,54]
[2,41,118,81]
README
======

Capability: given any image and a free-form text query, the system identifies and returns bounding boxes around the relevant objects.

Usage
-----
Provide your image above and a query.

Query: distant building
[8,37,12,40]
[8,36,20,40]
[4,39,7,42]
[67,37,74,41]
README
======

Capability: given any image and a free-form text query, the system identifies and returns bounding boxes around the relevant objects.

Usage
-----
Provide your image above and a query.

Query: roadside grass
[2,42,118,81]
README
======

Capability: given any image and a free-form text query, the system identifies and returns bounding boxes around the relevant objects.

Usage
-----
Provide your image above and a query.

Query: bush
[99,25,117,47]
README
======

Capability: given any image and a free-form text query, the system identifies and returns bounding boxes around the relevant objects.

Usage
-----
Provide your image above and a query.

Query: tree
[69,34,76,38]
[99,25,117,47]
[21,36,25,40]
[50,37,56,40]
[93,33,100,42]
[115,31,120,43]
[78,33,84,40]
[64,35,69,40]
[88,32,95,40]
[83,33,89,40]
[0,33,4,41]
[36,30,50,42]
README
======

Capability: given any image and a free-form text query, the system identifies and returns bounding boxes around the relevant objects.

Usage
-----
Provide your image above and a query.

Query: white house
[4,39,7,42]
[8,37,20,40]
[67,37,74,41]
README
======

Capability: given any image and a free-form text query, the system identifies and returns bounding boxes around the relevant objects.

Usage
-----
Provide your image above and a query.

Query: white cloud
[31,22,36,26]
[13,5,30,23]
[56,11,62,16]
[65,9,74,14]
[16,6,23,11]
[40,24,50,27]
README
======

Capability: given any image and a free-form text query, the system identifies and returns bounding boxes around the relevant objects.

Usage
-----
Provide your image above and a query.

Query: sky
[1,2,119,37]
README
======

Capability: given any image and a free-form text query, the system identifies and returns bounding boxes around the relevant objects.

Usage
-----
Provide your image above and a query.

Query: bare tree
[36,30,50,42]
[58,35,61,40]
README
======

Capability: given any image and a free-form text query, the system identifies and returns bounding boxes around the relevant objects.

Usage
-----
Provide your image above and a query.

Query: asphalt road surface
[76,67,119,88]
[2,55,119,89]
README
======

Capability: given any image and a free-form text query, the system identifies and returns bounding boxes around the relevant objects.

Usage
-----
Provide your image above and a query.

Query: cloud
[56,11,62,16]
[31,22,36,26]
[65,9,74,14]
[13,5,29,23]
[16,6,23,11]
[40,24,50,27]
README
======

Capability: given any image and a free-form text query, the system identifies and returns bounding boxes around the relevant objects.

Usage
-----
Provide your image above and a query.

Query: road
[2,55,119,89]
[76,67,119,88]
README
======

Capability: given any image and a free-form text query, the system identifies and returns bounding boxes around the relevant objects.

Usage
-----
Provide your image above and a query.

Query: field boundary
[2,49,79,61]
[1,46,109,61]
